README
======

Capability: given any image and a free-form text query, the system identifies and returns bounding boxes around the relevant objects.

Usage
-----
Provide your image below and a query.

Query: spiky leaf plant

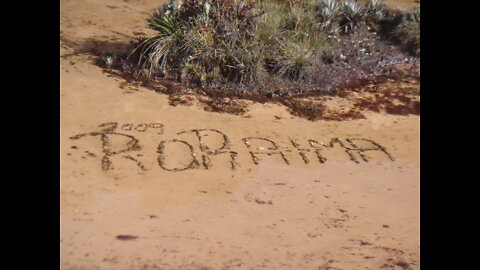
[121,0,419,92]
[363,0,387,32]
[365,0,387,19]
[316,0,342,33]
[392,7,420,55]
[129,3,187,76]
[340,0,365,34]
[131,0,265,85]
[273,41,316,81]
[254,0,328,81]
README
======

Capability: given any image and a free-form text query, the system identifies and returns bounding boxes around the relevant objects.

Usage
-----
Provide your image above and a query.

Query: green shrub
[125,0,420,89]
[316,0,342,33]
[339,0,365,34]
[254,0,328,81]
[392,7,420,55]
[131,0,266,85]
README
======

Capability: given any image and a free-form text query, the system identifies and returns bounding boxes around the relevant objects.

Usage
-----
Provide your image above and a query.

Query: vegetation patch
[98,0,420,121]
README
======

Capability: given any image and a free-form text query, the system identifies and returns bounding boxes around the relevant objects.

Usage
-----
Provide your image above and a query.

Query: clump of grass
[128,0,335,88]
[129,0,266,87]
[362,1,420,55]
[391,7,420,55]
[339,0,365,34]
[316,0,342,33]
[255,0,329,81]
[118,0,419,92]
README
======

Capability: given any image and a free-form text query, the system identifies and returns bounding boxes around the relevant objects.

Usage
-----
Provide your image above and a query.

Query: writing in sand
[69,122,395,172]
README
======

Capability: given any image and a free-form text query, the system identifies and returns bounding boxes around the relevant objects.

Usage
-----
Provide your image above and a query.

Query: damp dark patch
[60,36,137,61]
[115,235,139,241]
[97,56,418,121]
[395,262,411,269]
[380,259,412,270]
[168,95,196,107]
[82,27,420,122]
[254,198,273,205]
[202,98,249,116]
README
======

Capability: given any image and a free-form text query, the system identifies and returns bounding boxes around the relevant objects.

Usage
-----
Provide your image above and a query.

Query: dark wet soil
[86,29,420,121]
[101,62,419,121]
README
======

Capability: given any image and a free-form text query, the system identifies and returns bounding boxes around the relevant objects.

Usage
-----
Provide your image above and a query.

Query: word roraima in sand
[69,122,395,172]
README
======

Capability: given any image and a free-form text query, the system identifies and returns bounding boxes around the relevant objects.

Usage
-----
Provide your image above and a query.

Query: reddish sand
[60,0,420,269]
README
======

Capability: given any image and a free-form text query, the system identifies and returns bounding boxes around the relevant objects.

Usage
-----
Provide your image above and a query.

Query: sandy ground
[60,0,420,269]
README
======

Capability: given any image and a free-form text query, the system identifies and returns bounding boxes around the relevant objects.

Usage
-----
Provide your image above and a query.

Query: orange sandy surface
[60,0,420,269]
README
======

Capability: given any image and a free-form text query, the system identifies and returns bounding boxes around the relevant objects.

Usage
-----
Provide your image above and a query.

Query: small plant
[274,42,314,80]
[262,0,326,81]
[316,0,342,33]
[130,2,186,76]
[392,7,420,55]
[365,0,387,19]
[339,0,365,34]
[364,0,387,32]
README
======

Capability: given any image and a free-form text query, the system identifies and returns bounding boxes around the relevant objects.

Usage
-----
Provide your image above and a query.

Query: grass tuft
[109,0,420,92]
